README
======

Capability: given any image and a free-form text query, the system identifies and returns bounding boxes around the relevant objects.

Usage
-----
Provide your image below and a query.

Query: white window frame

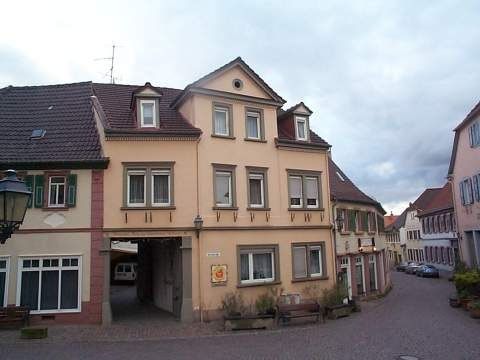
[215,171,232,207]
[240,249,275,285]
[305,176,319,209]
[355,256,366,294]
[309,245,323,277]
[16,255,82,314]
[151,170,171,207]
[0,256,10,307]
[248,173,264,208]
[213,106,230,136]
[288,175,303,208]
[48,176,66,208]
[368,254,378,291]
[246,111,261,140]
[127,170,147,207]
[140,100,156,128]
[294,116,308,141]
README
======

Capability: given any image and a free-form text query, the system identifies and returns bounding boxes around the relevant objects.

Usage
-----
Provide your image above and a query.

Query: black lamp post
[0,170,32,244]
[194,215,204,238]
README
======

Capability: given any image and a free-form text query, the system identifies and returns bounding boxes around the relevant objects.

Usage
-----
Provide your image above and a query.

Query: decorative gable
[132,82,163,128]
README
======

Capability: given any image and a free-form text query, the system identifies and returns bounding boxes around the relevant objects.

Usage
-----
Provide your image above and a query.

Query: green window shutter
[348,210,356,232]
[24,175,34,208]
[67,174,77,207]
[34,175,45,208]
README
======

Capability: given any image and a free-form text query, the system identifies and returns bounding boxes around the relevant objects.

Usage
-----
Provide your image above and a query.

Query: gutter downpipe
[196,137,204,323]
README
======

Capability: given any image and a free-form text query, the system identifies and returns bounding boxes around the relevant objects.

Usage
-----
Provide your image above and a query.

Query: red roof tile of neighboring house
[384,213,398,227]
[411,188,443,212]
[417,183,453,217]
[0,82,108,169]
[329,157,385,213]
[92,83,201,137]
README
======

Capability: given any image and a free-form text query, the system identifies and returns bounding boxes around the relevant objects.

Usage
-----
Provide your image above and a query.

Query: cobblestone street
[1,272,479,360]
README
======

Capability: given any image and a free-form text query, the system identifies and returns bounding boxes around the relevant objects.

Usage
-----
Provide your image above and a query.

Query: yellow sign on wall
[211,264,227,285]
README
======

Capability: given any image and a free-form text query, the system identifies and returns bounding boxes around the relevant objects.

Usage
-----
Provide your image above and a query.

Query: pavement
[1,272,479,360]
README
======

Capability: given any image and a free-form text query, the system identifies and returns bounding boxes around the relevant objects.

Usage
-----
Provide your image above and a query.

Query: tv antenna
[95,44,116,84]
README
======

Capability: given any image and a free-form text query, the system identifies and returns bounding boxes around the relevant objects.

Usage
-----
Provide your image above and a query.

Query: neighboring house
[93,57,336,323]
[0,83,109,323]
[417,183,458,272]
[329,157,390,299]
[385,211,405,266]
[448,100,480,269]
[404,188,442,264]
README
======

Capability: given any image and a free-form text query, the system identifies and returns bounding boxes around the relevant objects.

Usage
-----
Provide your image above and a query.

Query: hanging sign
[211,264,227,285]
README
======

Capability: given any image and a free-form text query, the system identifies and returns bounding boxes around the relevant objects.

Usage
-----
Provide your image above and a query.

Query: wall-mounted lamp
[194,215,203,239]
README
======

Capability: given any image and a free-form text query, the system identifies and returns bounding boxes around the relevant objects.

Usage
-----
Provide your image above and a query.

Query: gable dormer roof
[171,57,286,108]
[130,82,163,108]
[278,101,313,118]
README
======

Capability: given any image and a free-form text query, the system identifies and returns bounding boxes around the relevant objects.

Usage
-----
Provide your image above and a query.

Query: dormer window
[295,116,308,141]
[140,100,156,128]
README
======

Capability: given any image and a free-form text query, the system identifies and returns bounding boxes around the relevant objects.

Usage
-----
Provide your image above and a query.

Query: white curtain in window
[142,103,154,125]
[249,174,263,206]
[289,176,302,205]
[246,114,259,138]
[293,247,307,278]
[215,172,231,205]
[297,120,306,139]
[153,173,170,204]
[214,108,228,135]
[252,253,273,279]
[306,177,318,206]
[129,174,145,204]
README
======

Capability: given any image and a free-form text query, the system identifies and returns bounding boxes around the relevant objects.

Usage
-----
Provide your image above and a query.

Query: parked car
[416,265,440,278]
[396,261,414,272]
[405,262,423,274]
[114,262,137,282]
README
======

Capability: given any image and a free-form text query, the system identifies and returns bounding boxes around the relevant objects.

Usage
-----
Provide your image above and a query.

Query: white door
[340,257,352,299]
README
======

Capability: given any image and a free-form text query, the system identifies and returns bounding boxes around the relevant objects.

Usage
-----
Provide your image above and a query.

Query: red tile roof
[384,214,398,227]
[417,183,453,217]
[92,83,201,137]
[411,188,443,211]
[0,82,107,169]
[329,157,385,213]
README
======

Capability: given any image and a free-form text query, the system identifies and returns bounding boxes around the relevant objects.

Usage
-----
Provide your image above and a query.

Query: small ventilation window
[336,171,345,182]
[232,79,243,90]
[31,129,46,139]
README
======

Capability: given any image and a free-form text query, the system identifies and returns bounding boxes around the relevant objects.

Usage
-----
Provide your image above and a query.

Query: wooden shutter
[24,175,34,208]
[34,175,44,208]
[67,174,77,207]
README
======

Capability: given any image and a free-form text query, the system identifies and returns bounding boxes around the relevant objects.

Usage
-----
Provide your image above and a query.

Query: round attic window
[232,79,243,90]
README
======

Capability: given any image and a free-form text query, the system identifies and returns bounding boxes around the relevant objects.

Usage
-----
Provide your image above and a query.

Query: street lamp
[0,170,32,244]
[194,215,204,238]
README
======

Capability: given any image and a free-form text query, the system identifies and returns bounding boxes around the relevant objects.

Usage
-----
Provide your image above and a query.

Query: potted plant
[458,289,473,310]
[322,284,352,320]
[222,290,277,331]
[468,300,480,319]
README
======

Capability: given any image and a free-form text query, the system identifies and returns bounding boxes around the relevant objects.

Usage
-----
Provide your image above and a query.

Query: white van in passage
[114,262,137,282]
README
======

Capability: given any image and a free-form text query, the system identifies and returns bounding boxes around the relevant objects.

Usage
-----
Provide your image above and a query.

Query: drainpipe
[195,137,204,323]
[331,202,338,283]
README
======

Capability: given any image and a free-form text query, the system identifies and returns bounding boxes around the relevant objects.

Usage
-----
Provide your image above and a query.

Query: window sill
[212,206,239,211]
[244,138,267,143]
[291,276,329,283]
[237,280,281,288]
[121,206,176,211]
[211,134,235,140]
[247,207,271,211]
[368,231,376,235]
[288,208,325,212]
[340,231,351,235]
[355,231,365,235]
[42,206,69,211]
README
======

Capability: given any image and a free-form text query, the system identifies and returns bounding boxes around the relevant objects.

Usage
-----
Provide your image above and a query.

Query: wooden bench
[276,301,324,325]
[0,306,30,330]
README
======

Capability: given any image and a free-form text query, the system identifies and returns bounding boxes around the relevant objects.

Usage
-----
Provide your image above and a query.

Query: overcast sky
[1,1,479,214]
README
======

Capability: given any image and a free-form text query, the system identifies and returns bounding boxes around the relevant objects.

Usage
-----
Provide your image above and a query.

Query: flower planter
[449,294,461,308]
[325,304,353,320]
[460,298,473,310]
[469,308,480,319]
[224,314,275,331]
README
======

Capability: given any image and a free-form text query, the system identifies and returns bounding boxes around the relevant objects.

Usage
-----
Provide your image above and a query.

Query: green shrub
[321,284,348,307]
[470,300,480,310]
[221,292,247,317]
[454,270,480,295]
